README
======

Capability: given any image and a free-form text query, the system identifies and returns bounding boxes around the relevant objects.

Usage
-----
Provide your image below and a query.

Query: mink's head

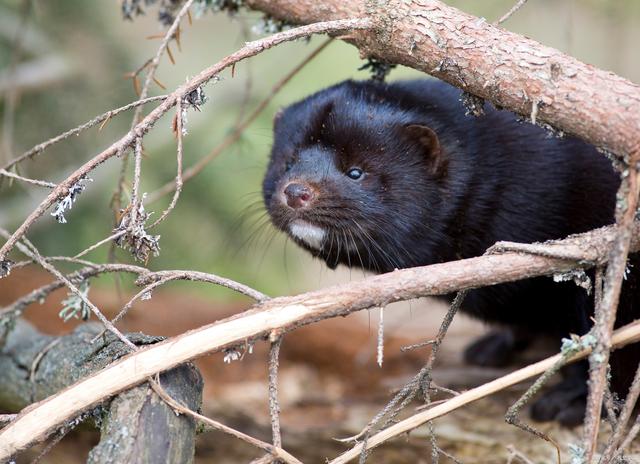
[262,80,449,273]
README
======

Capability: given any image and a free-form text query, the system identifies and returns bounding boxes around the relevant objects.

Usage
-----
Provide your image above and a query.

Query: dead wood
[0,320,203,464]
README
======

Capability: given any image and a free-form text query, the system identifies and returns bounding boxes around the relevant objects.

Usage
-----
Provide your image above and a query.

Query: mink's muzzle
[283,182,314,209]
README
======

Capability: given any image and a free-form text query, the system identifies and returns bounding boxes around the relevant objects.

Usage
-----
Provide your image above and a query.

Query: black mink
[262,78,639,426]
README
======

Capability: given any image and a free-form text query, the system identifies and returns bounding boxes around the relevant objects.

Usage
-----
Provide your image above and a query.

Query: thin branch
[0,168,56,188]
[495,0,529,25]
[329,323,640,464]
[613,414,640,461]
[583,163,640,461]
[1,95,167,171]
[149,99,184,227]
[0,229,136,350]
[376,306,384,367]
[146,37,333,203]
[134,269,268,302]
[400,339,435,352]
[112,0,195,223]
[0,263,146,320]
[0,17,372,264]
[129,137,144,226]
[94,268,267,341]
[506,445,536,464]
[106,277,173,328]
[72,230,127,259]
[268,334,283,449]
[150,376,302,464]
[342,291,464,456]
[599,360,640,462]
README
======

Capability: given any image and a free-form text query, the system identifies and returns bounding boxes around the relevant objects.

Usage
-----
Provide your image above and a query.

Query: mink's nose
[283,182,313,209]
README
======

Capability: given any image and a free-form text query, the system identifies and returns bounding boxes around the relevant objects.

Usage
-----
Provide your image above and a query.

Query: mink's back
[386,79,619,255]
[267,78,634,337]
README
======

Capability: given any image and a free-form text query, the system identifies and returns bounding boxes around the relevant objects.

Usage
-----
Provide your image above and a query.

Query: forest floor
[2,268,639,463]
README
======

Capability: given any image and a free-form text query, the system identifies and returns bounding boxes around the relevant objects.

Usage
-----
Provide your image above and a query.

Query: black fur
[262,79,639,425]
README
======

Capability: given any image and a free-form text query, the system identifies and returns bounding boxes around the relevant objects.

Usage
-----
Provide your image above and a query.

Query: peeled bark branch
[246,0,640,158]
[0,222,638,460]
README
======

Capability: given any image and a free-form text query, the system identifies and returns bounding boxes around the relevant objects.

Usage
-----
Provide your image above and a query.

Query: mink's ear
[404,124,447,177]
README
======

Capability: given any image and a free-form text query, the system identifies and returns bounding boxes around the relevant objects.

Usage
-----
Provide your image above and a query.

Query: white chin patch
[289,220,325,250]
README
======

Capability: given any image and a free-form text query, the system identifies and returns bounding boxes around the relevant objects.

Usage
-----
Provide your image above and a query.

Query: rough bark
[0,321,203,464]
[246,0,640,158]
[0,222,639,460]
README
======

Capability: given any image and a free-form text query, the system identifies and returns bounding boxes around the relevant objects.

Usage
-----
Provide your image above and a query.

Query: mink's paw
[530,377,588,427]
[464,330,525,367]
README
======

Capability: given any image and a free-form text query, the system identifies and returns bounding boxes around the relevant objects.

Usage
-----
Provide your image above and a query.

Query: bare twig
[134,269,267,301]
[150,376,302,464]
[132,0,194,124]
[72,230,128,260]
[495,0,530,25]
[0,168,56,188]
[504,355,566,464]
[613,414,640,461]
[0,263,145,320]
[149,99,184,227]
[129,137,144,226]
[329,323,640,464]
[268,334,283,449]
[583,164,640,461]
[111,0,195,225]
[350,291,465,464]
[106,277,173,328]
[91,268,267,342]
[1,95,167,171]
[0,18,372,264]
[29,338,62,401]
[0,228,136,350]
[146,37,333,203]
[376,306,384,367]
[506,445,536,464]
[400,339,435,352]
[599,361,640,462]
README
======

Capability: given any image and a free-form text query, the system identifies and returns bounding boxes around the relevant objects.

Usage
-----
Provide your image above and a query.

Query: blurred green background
[1,0,639,303]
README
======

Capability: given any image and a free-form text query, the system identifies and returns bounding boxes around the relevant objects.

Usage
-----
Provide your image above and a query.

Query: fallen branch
[329,320,640,464]
[0,222,638,459]
[0,320,203,464]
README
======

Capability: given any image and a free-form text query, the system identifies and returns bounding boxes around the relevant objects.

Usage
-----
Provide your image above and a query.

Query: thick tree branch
[245,0,640,158]
[0,222,638,459]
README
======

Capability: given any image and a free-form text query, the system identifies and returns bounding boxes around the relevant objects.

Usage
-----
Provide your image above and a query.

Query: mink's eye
[346,167,364,180]
[285,160,293,172]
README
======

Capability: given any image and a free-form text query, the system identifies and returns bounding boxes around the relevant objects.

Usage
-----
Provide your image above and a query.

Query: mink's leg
[463,327,533,367]
[530,361,589,427]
